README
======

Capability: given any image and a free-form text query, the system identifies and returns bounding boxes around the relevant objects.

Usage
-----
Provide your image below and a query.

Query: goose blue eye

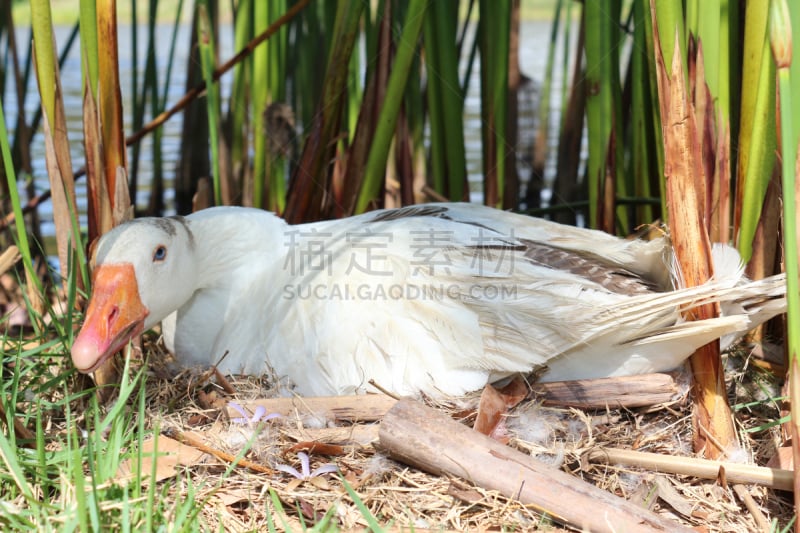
[153,245,167,262]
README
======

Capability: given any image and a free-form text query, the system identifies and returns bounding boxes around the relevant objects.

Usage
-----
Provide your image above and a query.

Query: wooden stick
[282,425,380,447]
[163,428,273,475]
[225,394,397,423]
[587,447,793,492]
[378,399,691,533]
[229,373,685,425]
[733,484,770,532]
[531,372,684,409]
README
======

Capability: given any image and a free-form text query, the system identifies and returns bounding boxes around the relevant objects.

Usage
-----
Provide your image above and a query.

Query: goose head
[71,216,199,373]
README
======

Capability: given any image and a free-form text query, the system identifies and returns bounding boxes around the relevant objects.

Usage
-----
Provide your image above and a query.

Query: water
[5,19,578,235]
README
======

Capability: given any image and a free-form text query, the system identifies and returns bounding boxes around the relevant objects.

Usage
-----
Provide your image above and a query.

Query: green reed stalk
[284,0,363,222]
[266,0,288,213]
[478,0,510,208]
[583,0,623,231]
[229,0,251,197]
[735,2,776,262]
[770,0,800,500]
[144,0,167,214]
[251,0,268,209]
[423,0,466,201]
[129,0,142,195]
[631,0,656,224]
[355,0,428,213]
[197,1,221,206]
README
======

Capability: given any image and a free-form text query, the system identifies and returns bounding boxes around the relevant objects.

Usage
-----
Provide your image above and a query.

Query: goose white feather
[71,203,786,397]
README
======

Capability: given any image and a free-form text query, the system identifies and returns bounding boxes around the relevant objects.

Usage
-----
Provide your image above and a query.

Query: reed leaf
[251,0,269,210]
[423,0,467,202]
[651,5,736,458]
[646,0,684,227]
[551,15,585,226]
[583,0,623,232]
[266,0,288,214]
[791,0,800,139]
[355,0,428,214]
[96,0,128,217]
[334,0,389,216]
[402,30,425,207]
[769,0,800,499]
[175,3,211,214]
[29,0,78,284]
[128,0,141,199]
[478,0,510,209]
[289,1,331,136]
[197,1,222,207]
[504,0,521,210]
[0,101,38,307]
[3,6,35,186]
[79,0,111,241]
[630,0,657,224]
[717,0,732,123]
[346,15,363,140]
[650,0,686,82]
[735,2,776,263]
[637,0,667,219]
[285,0,364,222]
[228,0,252,203]
[145,0,179,216]
[530,0,563,212]
[686,0,732,243]
[687,0,720,103]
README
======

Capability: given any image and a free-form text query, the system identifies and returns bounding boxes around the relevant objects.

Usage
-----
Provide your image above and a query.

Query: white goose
[71,203,786,397]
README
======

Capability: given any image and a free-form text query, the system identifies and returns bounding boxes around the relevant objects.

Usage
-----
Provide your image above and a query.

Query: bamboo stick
[587,447,793,491]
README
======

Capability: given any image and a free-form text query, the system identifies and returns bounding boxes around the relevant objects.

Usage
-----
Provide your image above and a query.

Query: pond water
[5,18,581,237]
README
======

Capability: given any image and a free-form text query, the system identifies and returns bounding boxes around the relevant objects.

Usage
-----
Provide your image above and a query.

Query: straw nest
[124,337,793,532]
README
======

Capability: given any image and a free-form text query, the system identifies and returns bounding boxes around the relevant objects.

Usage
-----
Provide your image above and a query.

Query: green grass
[0,288,386,530]
[0,321,200,530]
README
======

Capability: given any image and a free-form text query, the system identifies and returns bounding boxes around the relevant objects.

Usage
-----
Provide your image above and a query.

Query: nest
[117,339,793,532]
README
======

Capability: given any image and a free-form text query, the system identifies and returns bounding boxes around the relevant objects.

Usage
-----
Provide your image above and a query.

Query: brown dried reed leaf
[116,434,207,485]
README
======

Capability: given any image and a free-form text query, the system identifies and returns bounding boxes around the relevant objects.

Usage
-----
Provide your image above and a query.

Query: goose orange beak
[71,264,149,373]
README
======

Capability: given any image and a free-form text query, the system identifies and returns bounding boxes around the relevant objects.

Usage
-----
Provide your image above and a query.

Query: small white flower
[228,402,280,427]
[275,452,339,490]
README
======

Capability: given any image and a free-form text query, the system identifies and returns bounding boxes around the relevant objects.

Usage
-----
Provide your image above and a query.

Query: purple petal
[298,452,311,478]
[251,406,267,423]
[274,464,303,479]
[310,464,339,478]
[228,402,249,424]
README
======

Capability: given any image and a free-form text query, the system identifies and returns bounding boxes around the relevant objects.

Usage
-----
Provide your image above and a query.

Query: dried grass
[112,338,793,532]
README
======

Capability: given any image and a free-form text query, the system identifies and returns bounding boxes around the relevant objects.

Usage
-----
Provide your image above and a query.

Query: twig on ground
[163,427,274,475]
[214,368,237,395]
[732,484,770,532]
[367,379,402,400]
